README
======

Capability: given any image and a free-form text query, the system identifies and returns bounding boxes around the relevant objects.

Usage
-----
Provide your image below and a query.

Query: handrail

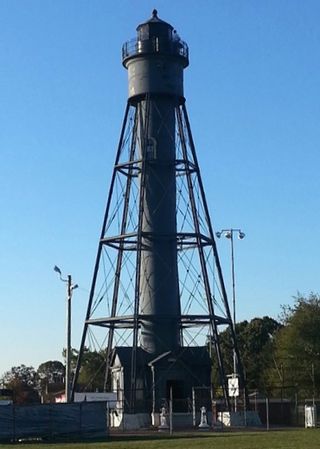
[122,36,189,62]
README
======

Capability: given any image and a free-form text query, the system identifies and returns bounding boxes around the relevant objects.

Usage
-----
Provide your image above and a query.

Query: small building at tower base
[110,346,212,417]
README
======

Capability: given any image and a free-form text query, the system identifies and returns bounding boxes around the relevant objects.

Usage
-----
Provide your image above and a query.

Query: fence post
[266,398,269,431]
[244,388,247,427]
[169,386,173,435]
[106,402,109,436]
[12,404,16,442]
[192,388,196,427]
[295,392,298,426]
[49,403,53,440]
[122,393,125,431]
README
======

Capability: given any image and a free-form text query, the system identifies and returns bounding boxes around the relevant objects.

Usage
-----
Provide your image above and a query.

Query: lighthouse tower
[72,10,246,416]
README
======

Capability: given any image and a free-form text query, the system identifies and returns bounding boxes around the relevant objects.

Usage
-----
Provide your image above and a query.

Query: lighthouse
[72,10,246,420]
[122,10,187,355]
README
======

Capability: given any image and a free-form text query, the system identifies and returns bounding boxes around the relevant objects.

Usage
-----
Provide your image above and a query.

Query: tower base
[110,346,211,414]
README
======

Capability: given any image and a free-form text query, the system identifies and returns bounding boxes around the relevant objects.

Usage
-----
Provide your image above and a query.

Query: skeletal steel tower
[72,10,246,413]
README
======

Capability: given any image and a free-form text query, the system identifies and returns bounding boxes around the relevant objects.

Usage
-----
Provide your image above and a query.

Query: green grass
[1,429,320,449]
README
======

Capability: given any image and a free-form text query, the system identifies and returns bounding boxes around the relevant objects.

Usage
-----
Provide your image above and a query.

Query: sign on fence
[305,405,317,428]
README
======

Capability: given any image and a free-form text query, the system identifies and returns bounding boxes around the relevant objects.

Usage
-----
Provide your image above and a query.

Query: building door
[166,380,185,411]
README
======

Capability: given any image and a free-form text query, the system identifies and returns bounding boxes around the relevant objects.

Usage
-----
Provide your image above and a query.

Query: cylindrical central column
[122,9,189,354]
[138,97,180,353]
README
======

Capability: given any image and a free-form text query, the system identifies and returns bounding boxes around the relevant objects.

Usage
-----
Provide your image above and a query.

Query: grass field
[0,429,319,449]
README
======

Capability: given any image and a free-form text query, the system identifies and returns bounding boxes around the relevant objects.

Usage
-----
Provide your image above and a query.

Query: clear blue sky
[1,0,319,377]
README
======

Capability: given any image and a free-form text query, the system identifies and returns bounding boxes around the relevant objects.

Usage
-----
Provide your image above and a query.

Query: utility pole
[54,266,78,402]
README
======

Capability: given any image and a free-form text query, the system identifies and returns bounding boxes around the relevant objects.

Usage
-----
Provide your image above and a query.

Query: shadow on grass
[109,429,269,443]
[4,428,303,446]
[107,427,308,444]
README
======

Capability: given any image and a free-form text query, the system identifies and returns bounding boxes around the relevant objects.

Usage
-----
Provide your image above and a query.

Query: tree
[70,348,106,392]
[37,360,65,402]
[239,316,281,392]
[37,360,65,384]
[1,364,37,387]
[0,365,40,404]
[211,316,281,394]
[269,292,320,398]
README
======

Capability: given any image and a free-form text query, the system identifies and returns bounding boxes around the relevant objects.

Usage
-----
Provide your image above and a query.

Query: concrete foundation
[110,410,262,430]
[110,412,151,430]
[217,411,261,427]
[111,411,218,430]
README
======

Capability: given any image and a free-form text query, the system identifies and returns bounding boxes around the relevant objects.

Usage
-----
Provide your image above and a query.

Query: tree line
[212,292,320,399]
[1,292,319,404]
[0,349,106,404]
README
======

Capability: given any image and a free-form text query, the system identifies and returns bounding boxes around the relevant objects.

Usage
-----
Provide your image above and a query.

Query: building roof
[137,9,173,29]
[111,346,211,369]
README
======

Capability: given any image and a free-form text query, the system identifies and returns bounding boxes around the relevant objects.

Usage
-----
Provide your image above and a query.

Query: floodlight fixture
[54,265,62,275]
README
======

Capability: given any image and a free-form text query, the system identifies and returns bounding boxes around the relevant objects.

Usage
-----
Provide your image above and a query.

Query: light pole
[215,229,245,378]
[54,265,78,403]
